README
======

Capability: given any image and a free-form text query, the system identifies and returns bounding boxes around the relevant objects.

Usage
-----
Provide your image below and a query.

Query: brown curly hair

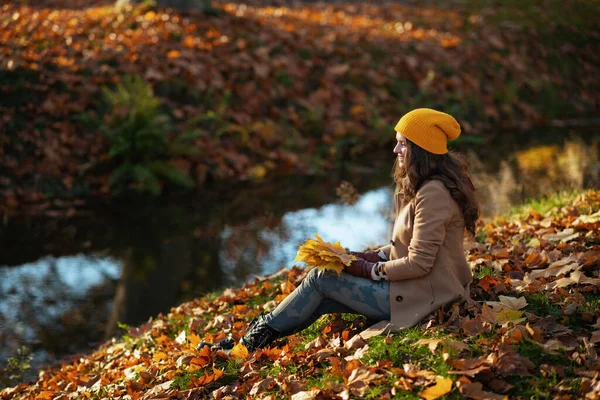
[393,140,480,237]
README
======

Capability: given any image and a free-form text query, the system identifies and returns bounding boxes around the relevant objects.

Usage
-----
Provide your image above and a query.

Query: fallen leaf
[230,343,249,360]
[188,333,201,348]
[347,367,383,396]
[175,330,186,345]
[486,295,528,311]
[249,377,277,396]
[152,352,167,363]
[291,389,322,400]
[542,228,579,242]
[419,376,453,400]
[456,378,507,400]
[416,338,470,354]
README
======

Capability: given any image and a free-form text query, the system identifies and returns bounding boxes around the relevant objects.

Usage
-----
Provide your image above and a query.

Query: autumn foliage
[294,234,355,275]
[2,189,599,399]
[1,0,599,212]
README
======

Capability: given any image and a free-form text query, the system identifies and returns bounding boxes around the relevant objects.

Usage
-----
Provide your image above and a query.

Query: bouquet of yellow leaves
[294,234,356,275]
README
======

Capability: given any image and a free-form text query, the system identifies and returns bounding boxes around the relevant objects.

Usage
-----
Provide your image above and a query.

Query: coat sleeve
[384,182,452,281]
[378,244,392,260]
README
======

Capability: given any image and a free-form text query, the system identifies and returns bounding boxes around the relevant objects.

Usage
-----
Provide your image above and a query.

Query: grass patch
[246,293,272,309]
[524,293,562,320]
[473,263,499,279]
[304,372,344,391]
[365,329,454,374]
[215,358,244,386]
[498,190,584,221]
[580,292,600,314]
[517,340,571,366]
[297,315,331,343]
[507,340,577,398]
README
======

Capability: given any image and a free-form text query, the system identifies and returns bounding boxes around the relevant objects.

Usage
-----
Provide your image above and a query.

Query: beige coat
[375,180,472,332]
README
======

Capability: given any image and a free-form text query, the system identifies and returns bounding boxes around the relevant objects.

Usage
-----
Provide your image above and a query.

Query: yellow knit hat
[394,108,461,154]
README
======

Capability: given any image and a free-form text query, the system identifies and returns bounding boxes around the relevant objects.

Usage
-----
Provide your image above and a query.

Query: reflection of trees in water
[220,213,284,283]
[0,257,115,376]
[469,138,599,216]
[106,234,225,338]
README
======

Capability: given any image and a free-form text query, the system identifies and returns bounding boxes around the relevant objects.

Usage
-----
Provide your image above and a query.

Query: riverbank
[1,0,599,214]
[2,189,599,398]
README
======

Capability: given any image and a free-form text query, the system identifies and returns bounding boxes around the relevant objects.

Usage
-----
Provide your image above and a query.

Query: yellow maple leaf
[188,333,201,349]
[420,376,453,400]
[230,343,249,359]
[295,233,355,275]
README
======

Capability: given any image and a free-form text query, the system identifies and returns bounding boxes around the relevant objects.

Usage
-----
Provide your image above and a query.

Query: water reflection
[0,132,598,379]
[0,256,120,377]
[240,188,394,276]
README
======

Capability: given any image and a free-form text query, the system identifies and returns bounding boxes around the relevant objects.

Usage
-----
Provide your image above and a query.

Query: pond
[1,128,598,381]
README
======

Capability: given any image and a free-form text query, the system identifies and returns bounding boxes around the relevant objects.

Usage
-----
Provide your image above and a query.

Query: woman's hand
[346,258,374,279]
[349,250,381,263]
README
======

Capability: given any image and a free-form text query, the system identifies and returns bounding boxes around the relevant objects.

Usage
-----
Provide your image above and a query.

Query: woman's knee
[304,267,339,291]
[304,267,320,287]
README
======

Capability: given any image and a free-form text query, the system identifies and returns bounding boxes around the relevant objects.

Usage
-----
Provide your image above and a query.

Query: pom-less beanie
[394,108,461,154]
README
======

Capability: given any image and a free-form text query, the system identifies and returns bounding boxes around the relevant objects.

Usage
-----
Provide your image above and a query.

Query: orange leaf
[152,352,167,363]
[230,343,249,359]
[212,367,225,381]
[188,333,201,348]
[350,105,365,115]
[420,376,453,400]
[280,280,296,295]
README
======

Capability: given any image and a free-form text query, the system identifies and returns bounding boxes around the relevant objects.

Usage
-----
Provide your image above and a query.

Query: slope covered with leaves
[1,0,599,210]
[2,189,599,399]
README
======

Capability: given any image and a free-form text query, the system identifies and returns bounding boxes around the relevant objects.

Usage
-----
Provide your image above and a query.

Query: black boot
[196,313,280,352]
[240,313,280,351]
[196,337,236,351]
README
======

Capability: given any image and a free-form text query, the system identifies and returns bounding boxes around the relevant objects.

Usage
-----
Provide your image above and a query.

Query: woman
[199,108,480,352]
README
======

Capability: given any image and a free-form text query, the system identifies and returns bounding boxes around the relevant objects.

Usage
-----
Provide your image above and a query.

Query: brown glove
[346,258,375,279]
[349,250,381,263]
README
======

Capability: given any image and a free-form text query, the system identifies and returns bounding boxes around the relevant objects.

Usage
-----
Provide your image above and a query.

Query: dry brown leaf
[347,367,383,396]
[456,378,507,400]
[542,228,580,242]
[416,338,470,354]
[249,377,277,396]
[486,296,527,311]
[291,389,322,400]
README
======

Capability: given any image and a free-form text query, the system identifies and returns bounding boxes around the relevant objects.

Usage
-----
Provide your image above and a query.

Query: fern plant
[101,75,200,196]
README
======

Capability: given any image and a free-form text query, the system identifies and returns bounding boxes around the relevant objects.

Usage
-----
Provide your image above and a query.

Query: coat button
[396,295,403,302]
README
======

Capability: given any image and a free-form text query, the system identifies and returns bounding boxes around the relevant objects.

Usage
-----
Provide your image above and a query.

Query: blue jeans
[264,268,391,334]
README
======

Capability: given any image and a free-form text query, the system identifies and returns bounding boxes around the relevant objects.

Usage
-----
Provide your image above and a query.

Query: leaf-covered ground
[1,0,599,211]
[2,189,599,399]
